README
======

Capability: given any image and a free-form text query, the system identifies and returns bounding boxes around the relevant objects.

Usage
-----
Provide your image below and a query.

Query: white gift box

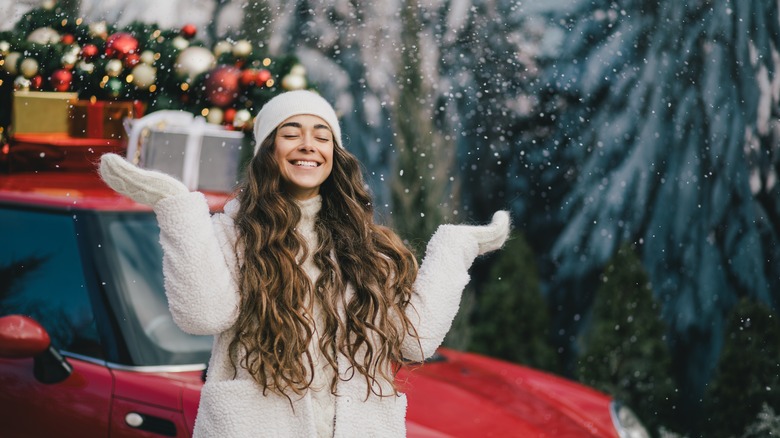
[125,111,245,193]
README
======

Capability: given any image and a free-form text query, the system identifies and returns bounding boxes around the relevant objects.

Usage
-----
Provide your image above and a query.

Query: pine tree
[241,0,273,50]
[703,298,780,437]
[577,243,678,434]
[536,0,780,415]
[389,0,455,252]
[467,233,558,372]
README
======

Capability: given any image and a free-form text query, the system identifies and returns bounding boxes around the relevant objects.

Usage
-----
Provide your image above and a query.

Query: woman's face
[273,114,335,200]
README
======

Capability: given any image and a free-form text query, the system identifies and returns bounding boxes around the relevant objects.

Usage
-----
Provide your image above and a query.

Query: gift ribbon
[182,117,208,191]
[86,101,104,138]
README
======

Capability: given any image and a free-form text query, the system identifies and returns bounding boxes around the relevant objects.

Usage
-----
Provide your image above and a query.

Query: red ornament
[223,108,236,124]
[181,24,197,40]
[61,34,75,45]
[124,53,141,68]
[81,44,99,61]
[105,32,139,59]
[256,69,272,86]
[239,69,258,88]
[29,75,43,90]
[204,65,241,107]
[50,69,73,92]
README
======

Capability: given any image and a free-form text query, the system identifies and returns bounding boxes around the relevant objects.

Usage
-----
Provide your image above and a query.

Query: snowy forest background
[6,0,780,435]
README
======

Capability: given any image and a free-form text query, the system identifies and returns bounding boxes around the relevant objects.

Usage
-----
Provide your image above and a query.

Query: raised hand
[455,211,511,255]
[98,153,188,206]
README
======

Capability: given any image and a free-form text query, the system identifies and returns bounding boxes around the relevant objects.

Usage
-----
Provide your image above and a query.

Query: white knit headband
[252,90,343,155]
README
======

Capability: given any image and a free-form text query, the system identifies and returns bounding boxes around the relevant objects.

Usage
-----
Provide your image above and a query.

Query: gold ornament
[131,64,156,89]
[2,52,20,74]
[281,64,307,90]
[20,58,39,79]
[213,41,232,57]
[206,107,224,124]
[232,40,253,58]
[233,109,252,129]
[0,41,10,56]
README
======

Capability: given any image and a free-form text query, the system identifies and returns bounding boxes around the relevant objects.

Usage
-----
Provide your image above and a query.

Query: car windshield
[97,211,212,367]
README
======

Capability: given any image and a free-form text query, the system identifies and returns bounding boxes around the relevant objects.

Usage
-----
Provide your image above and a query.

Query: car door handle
[125,412,177,436]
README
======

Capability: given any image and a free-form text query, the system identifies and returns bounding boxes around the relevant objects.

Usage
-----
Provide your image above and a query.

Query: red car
[0,134,648,437]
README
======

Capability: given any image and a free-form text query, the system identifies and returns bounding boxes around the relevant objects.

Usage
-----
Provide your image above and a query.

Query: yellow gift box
[12,91,79,135]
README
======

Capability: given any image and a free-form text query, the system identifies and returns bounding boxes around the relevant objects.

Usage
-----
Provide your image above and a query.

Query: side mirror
[0,315,51,358]
[0,315,72,384]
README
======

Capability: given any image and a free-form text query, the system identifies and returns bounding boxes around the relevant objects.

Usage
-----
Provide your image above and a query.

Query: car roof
[0,167,231,212]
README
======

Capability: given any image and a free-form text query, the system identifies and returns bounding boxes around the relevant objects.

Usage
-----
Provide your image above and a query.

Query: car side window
[0,208,101,358]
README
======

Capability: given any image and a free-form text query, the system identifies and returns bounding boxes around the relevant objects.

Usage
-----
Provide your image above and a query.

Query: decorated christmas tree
[0,1,310,133]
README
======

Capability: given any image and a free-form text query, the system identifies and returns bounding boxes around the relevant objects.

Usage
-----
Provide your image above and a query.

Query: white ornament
[89,21,108,39]
[290,64,306,77]
[172,36,190,51]
[77,61,95,73]
[233,109,252,129]
[0,41,10,56]
[140,50,156,65]
[206,107,224,124]
[131,64,156,89]
[106,59,123,77]
[281,73,307,90]
[174,46,216,82]
[14,76,31,91]
[27,27,60,45]
[61,52,78,69]
[20,58,39,79]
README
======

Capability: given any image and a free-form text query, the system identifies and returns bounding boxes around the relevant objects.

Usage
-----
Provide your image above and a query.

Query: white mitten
[458,210,511,255]
[98,153,188,206]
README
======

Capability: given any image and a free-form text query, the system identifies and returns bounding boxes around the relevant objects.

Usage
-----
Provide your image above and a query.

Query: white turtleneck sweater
[294,195,337,438]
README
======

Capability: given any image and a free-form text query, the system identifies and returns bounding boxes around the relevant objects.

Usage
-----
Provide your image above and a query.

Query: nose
[298,132,315,151]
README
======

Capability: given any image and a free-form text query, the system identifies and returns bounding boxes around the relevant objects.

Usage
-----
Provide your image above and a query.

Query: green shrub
[577,243,678,434]
[703,298,780,437]
[467,232,558,372]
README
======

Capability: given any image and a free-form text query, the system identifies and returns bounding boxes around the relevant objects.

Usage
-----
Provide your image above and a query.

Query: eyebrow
[279,122,332,132]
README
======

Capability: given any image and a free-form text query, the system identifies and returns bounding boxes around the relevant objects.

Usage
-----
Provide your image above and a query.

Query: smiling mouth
[291,160,320,167]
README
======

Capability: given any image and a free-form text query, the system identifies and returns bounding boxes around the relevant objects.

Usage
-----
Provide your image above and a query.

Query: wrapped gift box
[12,91,79,134]
[128,112,245,193]
[68,100,141,140]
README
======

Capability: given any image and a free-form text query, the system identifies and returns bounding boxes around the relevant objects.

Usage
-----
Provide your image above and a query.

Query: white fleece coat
[152,191,482,438]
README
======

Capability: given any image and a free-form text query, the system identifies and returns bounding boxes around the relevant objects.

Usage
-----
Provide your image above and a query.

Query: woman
[99,90,510,437]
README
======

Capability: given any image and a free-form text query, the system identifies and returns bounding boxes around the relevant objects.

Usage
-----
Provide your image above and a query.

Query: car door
[0,206,113,437]
[109,369,193,438]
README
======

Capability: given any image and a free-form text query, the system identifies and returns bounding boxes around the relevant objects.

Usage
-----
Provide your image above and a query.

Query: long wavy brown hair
[229,132,420,399]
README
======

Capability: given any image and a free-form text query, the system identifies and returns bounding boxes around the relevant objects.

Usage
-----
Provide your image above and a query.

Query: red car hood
[173,349,618,438]
[400,348,618,438]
